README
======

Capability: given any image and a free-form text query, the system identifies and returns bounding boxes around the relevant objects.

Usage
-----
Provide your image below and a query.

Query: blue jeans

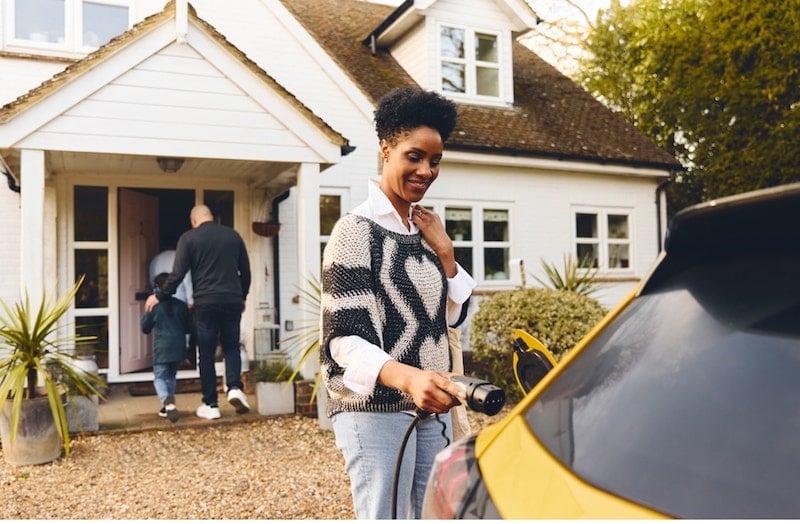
[153,361,179,404]
[332,411,453,519]
[194,302,243,407]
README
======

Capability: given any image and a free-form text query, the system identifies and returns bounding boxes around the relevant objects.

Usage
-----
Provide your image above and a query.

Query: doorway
[118,188,195,374]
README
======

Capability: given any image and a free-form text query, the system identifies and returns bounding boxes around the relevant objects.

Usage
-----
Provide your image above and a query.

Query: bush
[470,288,607,401]
[251,360,303,383]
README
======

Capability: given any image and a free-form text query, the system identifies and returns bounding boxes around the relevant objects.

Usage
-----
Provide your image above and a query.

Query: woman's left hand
[412,205,457,277]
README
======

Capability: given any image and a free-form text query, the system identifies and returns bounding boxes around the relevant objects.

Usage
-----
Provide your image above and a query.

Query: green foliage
[277,275,321,398]
[470,288,606,401]
[579,0,800,211]
[251,360,303,383]
[533,253,601,296]
[0,277,106,457]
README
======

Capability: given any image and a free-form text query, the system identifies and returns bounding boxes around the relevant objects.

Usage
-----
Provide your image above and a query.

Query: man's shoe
[158,407,167,418]
[196,403,221,420]
[227,388,251,414]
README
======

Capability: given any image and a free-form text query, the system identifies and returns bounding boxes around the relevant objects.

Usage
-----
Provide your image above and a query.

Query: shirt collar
[366,179,418,234]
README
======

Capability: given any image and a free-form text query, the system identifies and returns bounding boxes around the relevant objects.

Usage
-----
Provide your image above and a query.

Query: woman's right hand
[378,361,465,414]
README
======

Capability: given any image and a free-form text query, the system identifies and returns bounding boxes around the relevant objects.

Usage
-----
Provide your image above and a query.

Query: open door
[118,188,159,373]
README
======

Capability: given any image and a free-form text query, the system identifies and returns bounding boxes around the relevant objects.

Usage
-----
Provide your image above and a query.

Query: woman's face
[380,125,444,210]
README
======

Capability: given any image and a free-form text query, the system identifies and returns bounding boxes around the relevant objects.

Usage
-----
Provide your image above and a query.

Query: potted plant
[0,277,106,465]
[251,359,302,416]
[277,275,331,429]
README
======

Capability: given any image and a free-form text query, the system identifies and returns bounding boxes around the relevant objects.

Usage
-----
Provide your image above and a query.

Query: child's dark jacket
[141,297,192,364]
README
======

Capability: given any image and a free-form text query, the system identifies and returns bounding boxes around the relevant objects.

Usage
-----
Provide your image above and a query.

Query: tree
[578,0,800,212]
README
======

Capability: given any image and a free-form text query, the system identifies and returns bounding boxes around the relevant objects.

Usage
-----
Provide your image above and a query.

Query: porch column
[19,149,45,300]
[295,162,321,379]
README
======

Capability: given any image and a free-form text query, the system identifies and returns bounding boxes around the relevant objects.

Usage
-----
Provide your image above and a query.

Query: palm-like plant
[0,277,106,457]
[533,252,602,297]
[277,274,321,399]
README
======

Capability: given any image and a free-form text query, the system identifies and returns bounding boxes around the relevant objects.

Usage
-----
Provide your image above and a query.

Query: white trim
[444,149,671,178]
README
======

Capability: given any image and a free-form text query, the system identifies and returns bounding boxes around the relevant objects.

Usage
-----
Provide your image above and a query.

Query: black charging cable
[391,410,450,519]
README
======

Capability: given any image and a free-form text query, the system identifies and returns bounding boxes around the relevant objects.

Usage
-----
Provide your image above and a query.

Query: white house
[0,0,680,384]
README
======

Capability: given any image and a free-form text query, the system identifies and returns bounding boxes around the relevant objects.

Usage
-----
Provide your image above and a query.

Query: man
[145,205,252,419]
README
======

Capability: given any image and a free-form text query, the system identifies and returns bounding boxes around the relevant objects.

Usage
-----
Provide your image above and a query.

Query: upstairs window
[440,24,500,99]
[574,209,632,271]
[5,0,129,53]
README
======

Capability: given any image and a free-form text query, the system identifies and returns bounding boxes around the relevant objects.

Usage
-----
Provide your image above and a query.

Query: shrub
[470,288,607,401]
[251,360,303,383]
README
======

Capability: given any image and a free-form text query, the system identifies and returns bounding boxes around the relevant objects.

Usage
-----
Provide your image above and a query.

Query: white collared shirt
[329,179,476,395]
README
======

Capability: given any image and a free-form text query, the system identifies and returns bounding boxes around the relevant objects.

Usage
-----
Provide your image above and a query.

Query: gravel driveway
[0,409,507,519]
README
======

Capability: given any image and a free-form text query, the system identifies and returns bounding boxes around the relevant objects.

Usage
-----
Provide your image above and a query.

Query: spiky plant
[0,276,106,457]
[275,274,321,400]
[533,252,602,297]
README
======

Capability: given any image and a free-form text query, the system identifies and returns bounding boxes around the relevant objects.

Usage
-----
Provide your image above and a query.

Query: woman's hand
[412,205,457,277]
[378,361,465,414]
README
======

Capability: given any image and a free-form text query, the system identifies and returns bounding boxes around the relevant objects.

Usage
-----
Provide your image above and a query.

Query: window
[440,25,500,99]
[5,0,129,53]
[320,194,342,266]
[72,185,110,368]
[443,204,511,283]
[574,209,632,271]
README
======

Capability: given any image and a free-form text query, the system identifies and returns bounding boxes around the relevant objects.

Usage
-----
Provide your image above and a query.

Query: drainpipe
[655,173,675,252]
[271,190,291,346]
[1,154,20,193]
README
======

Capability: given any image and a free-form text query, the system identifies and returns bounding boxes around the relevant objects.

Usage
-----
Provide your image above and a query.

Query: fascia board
[445,149,670,179]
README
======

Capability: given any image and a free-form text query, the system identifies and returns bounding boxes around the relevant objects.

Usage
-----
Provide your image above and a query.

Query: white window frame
[319,188,350,267]
[572,207,634,273]
[437,23,503,103]
[428,200,513,286]
[3,0,131,56]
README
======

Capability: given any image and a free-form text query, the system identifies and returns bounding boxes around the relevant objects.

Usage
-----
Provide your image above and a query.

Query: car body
[423,183,800,518]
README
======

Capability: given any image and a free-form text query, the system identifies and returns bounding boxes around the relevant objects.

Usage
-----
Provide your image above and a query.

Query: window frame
[437,22,503,103]
[572,206,634,273]
[319,189,350,268]
[429,200,513,286]
[3,0,131,56]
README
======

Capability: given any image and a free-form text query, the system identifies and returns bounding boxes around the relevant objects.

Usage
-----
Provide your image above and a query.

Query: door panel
[118,189,159,373]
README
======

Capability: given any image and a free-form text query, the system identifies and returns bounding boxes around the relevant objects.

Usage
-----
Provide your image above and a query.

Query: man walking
[146,205,251,419]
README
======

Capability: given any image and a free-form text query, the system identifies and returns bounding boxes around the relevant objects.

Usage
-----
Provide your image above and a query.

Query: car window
[526,251,800,518]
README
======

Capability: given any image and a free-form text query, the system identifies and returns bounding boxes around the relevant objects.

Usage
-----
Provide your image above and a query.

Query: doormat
[127,378,214,396]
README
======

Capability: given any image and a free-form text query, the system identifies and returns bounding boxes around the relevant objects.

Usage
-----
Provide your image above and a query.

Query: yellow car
[423,183,800,518]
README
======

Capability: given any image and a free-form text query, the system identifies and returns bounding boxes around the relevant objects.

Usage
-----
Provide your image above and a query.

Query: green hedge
[469,288,607,401]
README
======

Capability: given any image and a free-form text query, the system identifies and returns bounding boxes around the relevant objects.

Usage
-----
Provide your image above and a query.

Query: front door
[118,188,159,373]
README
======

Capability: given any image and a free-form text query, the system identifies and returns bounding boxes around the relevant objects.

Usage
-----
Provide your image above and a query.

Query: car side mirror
[513,329,557,395]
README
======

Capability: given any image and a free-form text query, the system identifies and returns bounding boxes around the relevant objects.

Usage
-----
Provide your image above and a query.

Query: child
[141,272,192,422]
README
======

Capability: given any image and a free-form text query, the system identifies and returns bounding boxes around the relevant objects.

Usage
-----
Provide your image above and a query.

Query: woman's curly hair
[374,87,458,145]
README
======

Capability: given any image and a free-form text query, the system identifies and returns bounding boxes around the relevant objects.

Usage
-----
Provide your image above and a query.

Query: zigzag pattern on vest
[320,214,451,418]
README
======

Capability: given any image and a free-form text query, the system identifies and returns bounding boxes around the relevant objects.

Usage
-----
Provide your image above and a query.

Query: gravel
[0,409,509,519]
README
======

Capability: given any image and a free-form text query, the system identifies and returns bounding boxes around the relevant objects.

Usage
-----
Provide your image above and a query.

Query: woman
[320,87,476,519]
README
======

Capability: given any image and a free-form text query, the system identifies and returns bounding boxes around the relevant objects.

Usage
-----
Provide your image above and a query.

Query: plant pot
[0,397,62,466]
[256,381,294,416]
[294,379,317,418]
[66,395,99,434]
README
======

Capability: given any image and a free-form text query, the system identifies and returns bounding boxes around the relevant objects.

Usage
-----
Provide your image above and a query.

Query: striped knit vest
[320,214,451,417]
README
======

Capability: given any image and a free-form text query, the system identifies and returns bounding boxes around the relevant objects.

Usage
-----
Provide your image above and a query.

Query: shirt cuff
[330,335,393,396]
[447,263,476,304]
